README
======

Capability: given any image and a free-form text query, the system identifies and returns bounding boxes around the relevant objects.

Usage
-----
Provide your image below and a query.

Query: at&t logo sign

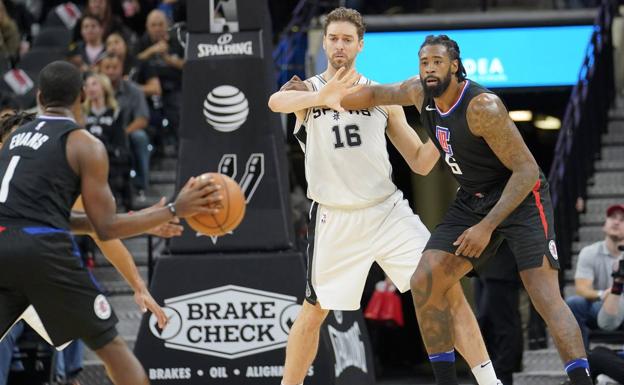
[203,85,249,132]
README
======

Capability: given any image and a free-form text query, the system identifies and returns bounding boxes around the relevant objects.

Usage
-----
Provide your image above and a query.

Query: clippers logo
[203,85,249,132]
[549,240,559,261]
[148,285,301,359]
[328,323,368,377]
[94,294,112,320]
[435,125,453,156]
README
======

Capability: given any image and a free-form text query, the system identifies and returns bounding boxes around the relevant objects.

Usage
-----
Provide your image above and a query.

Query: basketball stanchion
[134,1,374,384]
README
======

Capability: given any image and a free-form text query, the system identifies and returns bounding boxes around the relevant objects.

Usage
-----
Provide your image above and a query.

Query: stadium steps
[77,155,177,385]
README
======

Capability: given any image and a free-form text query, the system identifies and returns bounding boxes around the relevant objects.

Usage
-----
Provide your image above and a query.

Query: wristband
[166,202,177,217]
[597,290,605,299]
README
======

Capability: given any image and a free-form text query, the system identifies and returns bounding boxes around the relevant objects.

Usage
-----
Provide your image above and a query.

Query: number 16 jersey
[295,74,397,209]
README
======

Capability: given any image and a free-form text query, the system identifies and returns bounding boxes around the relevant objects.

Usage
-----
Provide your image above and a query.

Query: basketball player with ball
[269,7,502,385]
[0,61,222,385]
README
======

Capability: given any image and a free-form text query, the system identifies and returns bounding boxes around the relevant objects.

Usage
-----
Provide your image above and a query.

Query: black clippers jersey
[420,80,511,194]
[0,116,81,229]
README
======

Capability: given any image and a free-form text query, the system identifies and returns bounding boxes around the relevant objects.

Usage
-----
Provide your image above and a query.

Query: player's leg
[520,259,590,385]
[504,178,590,385]
[282,202,373,385]
[446,283,502,385]
[375,194,501,385]
[282,302,329,385]
[411,249,473,385]
[94,336,149,385]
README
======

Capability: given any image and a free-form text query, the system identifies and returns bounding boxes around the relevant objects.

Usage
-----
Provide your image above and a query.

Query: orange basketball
[186,173,246,236]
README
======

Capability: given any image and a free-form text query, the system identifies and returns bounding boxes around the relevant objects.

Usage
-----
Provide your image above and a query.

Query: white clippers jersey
[294,74,397,209]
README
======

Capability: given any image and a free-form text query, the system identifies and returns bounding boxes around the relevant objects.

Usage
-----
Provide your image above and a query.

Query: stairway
[76,156,178,385]
[514,97,624,385]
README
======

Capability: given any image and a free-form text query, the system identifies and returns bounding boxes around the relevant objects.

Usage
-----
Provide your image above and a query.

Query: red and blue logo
[435,126,453,156]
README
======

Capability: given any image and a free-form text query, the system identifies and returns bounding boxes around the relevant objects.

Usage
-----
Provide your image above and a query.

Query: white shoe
[596,374,618,385]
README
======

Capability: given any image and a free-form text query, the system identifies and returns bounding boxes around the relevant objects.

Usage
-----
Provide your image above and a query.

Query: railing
[548,0,617,270]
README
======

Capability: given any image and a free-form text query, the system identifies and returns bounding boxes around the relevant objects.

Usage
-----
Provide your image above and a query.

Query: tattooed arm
[342,75,425,111]
[454,93,539,258]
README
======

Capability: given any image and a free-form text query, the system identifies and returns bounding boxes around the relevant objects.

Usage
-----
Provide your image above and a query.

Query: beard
[329,55,354,71]
[421,69,452,98]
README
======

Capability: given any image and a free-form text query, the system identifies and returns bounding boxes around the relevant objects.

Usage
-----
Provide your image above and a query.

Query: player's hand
[141,197,184,237]
[453,222,493,258]
[173,176,223,218]
[318,67,363,112]
[134,285,168,329]
[280,75,307,92]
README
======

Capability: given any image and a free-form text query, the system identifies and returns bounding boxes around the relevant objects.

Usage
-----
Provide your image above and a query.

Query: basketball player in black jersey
[331,35,592,385]
[0,61,222,385]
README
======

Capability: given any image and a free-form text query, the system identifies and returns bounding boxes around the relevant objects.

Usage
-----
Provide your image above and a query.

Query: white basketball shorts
[304,190,430,310]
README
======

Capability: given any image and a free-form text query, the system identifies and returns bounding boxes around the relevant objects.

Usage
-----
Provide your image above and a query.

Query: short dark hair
[323,7,365,40]
[38,61,83,108]
[419,35,467,82]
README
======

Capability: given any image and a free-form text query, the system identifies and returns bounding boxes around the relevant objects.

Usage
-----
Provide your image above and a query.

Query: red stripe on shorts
[532,179,548,237]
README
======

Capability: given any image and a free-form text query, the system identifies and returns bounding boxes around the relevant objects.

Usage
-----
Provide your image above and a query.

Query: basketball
[186,172,246,236]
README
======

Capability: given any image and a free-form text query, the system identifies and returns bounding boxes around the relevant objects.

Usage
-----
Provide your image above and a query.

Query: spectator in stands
[136,9,184,148]
[597,244,624,332]
[3,0,34,57]
[582,255,624,384]
[474,241,524,385]
[98,53,151,202]
[566,204,624,348]
[105,31,161,99]
[0,1,20,59]
[73,0,130,43]
[67,14,106,72]
[83,72,132,208]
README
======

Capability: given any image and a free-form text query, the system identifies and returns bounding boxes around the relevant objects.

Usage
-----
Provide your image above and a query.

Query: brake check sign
[149,285,301,359]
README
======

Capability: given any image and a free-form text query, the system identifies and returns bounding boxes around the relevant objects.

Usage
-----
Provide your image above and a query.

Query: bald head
[146,9,168,41]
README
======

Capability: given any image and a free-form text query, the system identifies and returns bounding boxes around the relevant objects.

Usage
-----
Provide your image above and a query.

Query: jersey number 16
[332,124,362,148]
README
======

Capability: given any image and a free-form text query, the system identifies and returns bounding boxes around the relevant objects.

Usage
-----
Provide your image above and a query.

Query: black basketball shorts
[425,175,560,272]
[0,226,118,350]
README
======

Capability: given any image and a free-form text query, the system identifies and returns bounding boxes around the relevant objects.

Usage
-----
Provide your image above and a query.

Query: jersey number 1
[0,156,21,202]
[332,124,361,148]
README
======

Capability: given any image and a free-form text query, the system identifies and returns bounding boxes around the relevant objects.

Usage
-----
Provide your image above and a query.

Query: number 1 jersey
[294,74,396,209]
[0,116,81,229]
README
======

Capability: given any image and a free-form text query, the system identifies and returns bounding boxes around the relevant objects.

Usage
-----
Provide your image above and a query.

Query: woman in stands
[68,14,106,72]
[83,72,131,208]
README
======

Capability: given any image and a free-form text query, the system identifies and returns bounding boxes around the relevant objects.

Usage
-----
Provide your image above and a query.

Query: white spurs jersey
[294,74,397,209]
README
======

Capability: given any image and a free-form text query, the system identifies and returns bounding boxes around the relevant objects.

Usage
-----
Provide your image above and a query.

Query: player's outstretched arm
[67,130,222,240]
[385,105,440,175]
[269,67,362,113]
[454,94,539,258]
[94,238,168,328]
[342,76,424,111]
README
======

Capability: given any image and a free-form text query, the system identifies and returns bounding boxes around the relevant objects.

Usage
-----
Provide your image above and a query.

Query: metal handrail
[547,0,617,270]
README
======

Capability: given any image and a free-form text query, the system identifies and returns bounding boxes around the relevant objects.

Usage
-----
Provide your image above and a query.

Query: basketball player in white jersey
[268,7,502,385]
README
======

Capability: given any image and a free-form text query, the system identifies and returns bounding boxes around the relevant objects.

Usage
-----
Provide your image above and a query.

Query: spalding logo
[203,85,249,132]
